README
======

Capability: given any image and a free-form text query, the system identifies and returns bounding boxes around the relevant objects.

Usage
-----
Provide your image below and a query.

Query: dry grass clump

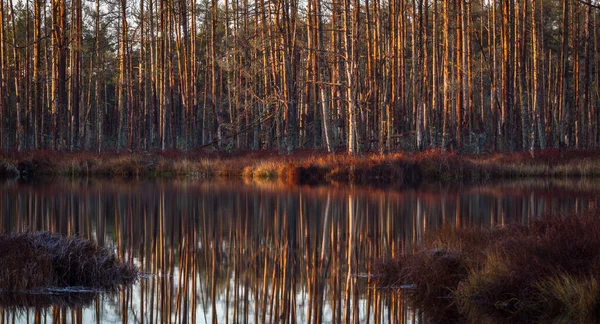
[0,160,19,178]
[245,160,294,180]
[88,154,149,177]
[372,213,600,323]
[533,274,600,322]
[17,156,58,178]
[0,233,55,291]
[0,232,138,292]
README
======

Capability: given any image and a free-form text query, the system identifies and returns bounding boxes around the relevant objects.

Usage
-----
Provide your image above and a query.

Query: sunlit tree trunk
[431,0,438,147]
[189,0,197,149]
[490,1,499,150]
[117,0,128,151]
[455,0,462,150]
[441,0,449,150]
[33,0,43,149]
[343,0,360,155]
[413,0,423,150]
[316,0,333,153]
[501,0,514,151]
[465,0,473,146]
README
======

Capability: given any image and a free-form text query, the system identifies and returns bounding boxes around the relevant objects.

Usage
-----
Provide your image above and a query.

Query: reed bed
[373,212,600,323]
[2,149,600,185]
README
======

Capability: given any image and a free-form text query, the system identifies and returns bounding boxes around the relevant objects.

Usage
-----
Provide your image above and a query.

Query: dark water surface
[1,179,599,323]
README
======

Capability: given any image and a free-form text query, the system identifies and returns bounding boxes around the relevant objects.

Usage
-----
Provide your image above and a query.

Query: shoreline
[2,149,600,185]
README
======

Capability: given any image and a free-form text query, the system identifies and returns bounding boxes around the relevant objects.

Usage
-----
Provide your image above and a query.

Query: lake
[0,178,599,323]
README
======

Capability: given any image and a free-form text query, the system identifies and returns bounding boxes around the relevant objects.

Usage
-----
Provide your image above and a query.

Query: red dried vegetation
[1,149,600,184]
[372,212,600,323]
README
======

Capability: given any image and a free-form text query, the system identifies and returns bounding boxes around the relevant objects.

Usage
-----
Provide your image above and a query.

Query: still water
[0,179,599,323]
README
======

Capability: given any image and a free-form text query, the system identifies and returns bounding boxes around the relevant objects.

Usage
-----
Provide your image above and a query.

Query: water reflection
[0,179,599,323]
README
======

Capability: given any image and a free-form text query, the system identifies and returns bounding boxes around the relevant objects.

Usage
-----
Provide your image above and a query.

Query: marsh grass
[372,212,600,322]
[0,232,138,293]
[2,149,600,184]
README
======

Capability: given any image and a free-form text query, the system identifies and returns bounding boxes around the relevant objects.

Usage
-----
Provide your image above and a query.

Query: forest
[0,0,599,154]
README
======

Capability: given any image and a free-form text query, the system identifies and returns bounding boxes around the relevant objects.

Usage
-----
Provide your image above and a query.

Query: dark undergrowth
[372,212,600,323]
[1,149,600,185]
[0,232,138,293]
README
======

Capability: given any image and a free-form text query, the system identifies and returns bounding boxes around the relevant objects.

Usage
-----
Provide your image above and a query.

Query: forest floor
[1,149,600,185]
[372,212,600,323]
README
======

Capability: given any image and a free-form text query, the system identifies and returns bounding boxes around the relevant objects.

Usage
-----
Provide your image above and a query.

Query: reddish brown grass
[372,212,600,322]
[2,149,600,184]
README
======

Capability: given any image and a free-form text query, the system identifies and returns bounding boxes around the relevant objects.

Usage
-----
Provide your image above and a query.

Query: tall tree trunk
[0,0,4,150]
[33,0,43,149]
[583,0,592,147]
[72,0,82,150]
[518,0,529,152]
[413,0,423,150]
[501,0,514,151]
[282,0,299,154]
[316,0,333,152]
[0,0,10,150]
[95,0,102,152]
[343,0,360,155]
[431,0,438,147]
[117,0,128,151]
[454,0,465,150]
[441,0,450,150]
[211,0,221,148]
[531,0,545,153]
[51,0,67,150]
[9,0,23,150]
[559,0,570,147]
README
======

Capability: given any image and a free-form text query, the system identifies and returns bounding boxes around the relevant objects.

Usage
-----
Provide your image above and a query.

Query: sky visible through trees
[0,0,599,154]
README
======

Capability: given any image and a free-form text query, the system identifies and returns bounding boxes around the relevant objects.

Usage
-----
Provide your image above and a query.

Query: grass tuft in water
[372,212,600,322]
[0,232,138,292]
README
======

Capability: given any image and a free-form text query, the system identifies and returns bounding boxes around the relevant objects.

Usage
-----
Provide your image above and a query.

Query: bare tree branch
[576,0,600,10]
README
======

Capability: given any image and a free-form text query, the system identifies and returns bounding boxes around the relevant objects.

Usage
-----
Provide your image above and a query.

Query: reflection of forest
[0,179,599,323]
